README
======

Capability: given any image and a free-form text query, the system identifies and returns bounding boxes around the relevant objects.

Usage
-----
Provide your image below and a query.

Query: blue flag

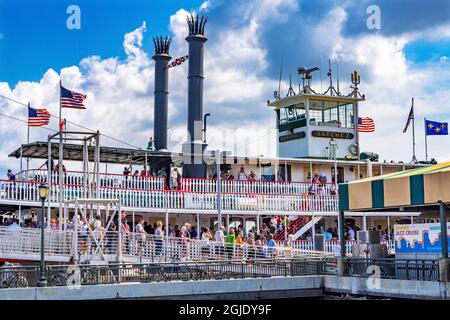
[425,120,448,135]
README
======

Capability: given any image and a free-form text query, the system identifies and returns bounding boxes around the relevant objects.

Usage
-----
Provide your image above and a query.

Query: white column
[284,214,287,241]
[197,213,200,240]
[363,212,367,231]
[387,216,390,242]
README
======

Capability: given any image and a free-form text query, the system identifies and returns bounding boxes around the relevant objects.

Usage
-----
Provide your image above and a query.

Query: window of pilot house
[309,100,354,129]
[279,103,306,124]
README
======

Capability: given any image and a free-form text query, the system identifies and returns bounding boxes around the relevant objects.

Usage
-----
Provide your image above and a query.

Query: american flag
[28,106,50,127]
[358,117,375,132]
[61,85,87,109]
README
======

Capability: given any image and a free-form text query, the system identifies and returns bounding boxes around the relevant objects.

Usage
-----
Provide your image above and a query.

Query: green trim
[279,118,306,132]
[338,183,349,211]
[371,180,384,208]
[410,174,425,205]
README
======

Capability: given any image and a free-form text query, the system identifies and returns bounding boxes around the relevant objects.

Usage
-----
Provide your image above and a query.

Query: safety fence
[344,258,440,281]
[0,258,333,289]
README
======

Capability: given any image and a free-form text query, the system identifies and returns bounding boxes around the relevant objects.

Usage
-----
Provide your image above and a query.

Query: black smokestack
[182,14,208,178]
[152,36,172,151]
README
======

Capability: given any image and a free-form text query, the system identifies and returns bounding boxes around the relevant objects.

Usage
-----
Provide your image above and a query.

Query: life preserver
[349,143,358,155]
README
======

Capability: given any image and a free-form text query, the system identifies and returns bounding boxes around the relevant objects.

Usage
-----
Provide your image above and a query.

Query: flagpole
[26,102,30,171]
[59,80,62,133]
[411,97,417,163]
[424,117,428,162]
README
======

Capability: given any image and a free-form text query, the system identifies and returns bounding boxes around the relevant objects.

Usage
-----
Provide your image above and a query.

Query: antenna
[297,67,319,94]
[327,59,333,95]
[287,74,296,96]
[278,62,283,98]
[336,62,340,95]
[319,68,323,92]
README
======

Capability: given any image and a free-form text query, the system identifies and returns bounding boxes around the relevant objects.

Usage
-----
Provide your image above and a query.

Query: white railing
[0,180,339,213]
[16,169,166,191]
[0,227,72,257]
[0,227,396,263]
[282,240,396,255]
[0,227,331,263]
[181,178,336,195]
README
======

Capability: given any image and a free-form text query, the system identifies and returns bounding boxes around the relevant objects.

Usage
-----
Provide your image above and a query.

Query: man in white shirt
[214,226,225,258]
[135,219,147,250]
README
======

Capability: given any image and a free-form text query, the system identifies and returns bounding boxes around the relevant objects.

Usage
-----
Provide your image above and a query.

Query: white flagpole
[26,102,30,171]
[424,117,428,162]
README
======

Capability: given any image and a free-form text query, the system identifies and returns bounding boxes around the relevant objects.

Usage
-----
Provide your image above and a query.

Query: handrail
[0,179,338,198]
[16,169,165,180]
[181,176,336,186]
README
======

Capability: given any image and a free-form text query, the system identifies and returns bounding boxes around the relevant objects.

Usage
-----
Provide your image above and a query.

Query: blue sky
[0,0,450,172]
[0,0,204,85]
[2,0,449,86]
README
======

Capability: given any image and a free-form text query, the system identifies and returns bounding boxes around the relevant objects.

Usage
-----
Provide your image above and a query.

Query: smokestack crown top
[153,36,172,55]
[186,14,207,36]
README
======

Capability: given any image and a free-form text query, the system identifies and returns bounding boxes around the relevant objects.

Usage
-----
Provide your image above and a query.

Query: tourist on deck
[225,228,236,260]
[158,166,167,177]
[255,239,265,259]
[39,157,55,171]
[269,222,276,235]
[312,172,320,183]
[168,224,175,237]
[214,226,225,258]
[7,169,16,181]
[140,166,149,178]
[154,221,163,256]
[225,169,234,180]
[237,167,248,181]
[330,184,337,196]
[8,219,20,229]
[247,233,256,261]
[266,234,277,258]
[324,227,333,241]
[201,228,212,258]
[284,234,294,249]
[79,217,89,254]
[174,224,180,237]
[179,226,190,259]
[135,218,147,252]
[121,218,130,253]
[93,215,102,229]
[190,226,198,239]
[317,184,326,196]
[184,223,192,238]
[123,165,132,176]
[170,167,179,190]
[248,170,257,181]
[308,186,316,196]
[143,221,152,234]
[347,226,355,240]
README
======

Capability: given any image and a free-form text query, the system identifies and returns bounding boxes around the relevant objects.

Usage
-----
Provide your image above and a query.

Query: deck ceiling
[8,141,178,166]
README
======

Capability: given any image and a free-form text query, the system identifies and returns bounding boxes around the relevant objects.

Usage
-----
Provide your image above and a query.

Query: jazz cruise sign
[394,223,450,253]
